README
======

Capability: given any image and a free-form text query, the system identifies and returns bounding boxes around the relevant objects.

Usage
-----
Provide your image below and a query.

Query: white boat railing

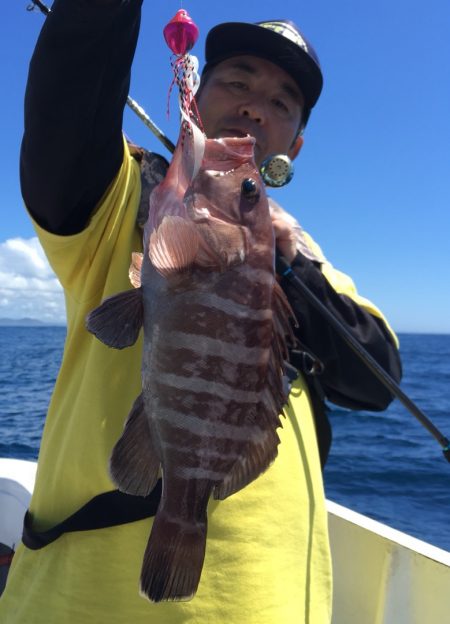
[1,459,450,622]
[327,499,450,624]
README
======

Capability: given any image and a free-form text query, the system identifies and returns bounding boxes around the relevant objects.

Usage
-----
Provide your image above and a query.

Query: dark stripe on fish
[163,331,268,363]
[155,348,267,392]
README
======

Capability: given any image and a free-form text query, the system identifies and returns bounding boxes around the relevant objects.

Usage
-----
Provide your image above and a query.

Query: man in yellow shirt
[0,1,401,622]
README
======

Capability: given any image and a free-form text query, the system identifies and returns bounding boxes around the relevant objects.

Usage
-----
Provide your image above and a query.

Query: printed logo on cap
[259,21,309,54]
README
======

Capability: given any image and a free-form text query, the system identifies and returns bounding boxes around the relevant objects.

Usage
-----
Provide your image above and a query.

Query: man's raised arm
[21,0,143,235]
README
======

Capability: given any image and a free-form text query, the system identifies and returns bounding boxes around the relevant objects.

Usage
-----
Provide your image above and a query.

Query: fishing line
[26,2,294,186]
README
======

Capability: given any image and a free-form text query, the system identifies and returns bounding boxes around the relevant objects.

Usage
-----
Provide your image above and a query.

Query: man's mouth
[216,128,263,154]
[217,128,250,139]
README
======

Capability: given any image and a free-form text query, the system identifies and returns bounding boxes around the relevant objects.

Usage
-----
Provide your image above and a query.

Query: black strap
[22,480,162,550]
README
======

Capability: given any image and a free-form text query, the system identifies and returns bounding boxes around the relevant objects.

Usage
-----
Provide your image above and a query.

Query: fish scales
[152,293,273,346]
[158,349,266,390]
[86,132,296,602]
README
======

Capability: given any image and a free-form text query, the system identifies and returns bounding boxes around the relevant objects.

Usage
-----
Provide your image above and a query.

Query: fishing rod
[26,0,49,14]
[26,0,450,462]
[277,255,450,464]
[126,96,175,153]
[127,86,450,462]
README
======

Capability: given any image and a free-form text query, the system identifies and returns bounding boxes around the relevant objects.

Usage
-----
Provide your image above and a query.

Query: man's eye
[229,81,247,90]
[272,98,289,113]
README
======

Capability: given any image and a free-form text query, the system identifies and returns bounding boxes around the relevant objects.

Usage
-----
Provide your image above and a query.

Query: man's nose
[237,100,266,124]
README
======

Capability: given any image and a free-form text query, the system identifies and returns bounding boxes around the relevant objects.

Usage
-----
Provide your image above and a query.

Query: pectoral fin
[85,287,143,349]
[149,216,200,277]
[129,252,143,288]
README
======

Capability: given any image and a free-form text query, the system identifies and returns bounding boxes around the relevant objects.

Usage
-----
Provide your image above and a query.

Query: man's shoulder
[127,142,169,227]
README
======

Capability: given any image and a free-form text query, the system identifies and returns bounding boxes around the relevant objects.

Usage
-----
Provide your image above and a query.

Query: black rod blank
[277,255,450,463]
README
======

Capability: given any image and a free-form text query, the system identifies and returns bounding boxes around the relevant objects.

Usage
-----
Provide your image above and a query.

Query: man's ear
[288,135,304,161]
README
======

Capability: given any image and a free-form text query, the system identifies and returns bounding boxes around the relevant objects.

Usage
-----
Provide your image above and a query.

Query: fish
[86,126,296,602]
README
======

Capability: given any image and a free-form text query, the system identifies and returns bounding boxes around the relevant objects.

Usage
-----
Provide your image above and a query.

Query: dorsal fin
[214,278,297,501]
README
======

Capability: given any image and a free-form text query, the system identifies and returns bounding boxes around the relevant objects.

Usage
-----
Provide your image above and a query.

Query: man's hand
[271,212,297,263]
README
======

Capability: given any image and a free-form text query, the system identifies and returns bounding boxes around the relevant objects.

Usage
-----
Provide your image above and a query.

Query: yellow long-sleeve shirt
[1,142,334,623]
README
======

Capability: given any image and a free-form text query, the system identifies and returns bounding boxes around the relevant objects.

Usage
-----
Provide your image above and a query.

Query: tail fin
[140,510,207,602]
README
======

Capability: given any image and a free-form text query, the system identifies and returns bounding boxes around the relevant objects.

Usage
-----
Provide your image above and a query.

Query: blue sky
[1,0,449,332]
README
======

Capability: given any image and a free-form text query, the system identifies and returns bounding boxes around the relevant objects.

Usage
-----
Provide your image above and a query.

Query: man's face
[196,55,304,166]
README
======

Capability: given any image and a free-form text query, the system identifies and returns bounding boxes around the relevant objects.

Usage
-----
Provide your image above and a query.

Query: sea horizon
[1,319,449,335]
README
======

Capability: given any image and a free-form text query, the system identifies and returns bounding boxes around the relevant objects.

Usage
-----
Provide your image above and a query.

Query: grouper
[86,122,296,602]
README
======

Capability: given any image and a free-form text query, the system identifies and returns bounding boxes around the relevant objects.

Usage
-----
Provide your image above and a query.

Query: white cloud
[0,237,65,324]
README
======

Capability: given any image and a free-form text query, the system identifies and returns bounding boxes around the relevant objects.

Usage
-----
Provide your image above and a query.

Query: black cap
[204,20,323,117]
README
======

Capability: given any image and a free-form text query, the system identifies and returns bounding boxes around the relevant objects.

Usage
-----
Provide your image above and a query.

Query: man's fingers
[271,216,297,262]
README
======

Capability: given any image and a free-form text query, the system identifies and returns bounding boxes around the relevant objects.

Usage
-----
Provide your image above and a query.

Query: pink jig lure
[163,9,203,133]
[163,9,199,55]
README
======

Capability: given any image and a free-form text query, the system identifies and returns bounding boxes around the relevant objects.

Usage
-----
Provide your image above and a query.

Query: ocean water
[1,327,450,550]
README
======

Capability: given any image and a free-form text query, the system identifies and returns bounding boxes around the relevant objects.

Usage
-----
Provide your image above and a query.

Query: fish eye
[241,178,260,207]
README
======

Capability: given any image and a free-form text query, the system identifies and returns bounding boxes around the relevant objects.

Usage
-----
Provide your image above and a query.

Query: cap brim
[205,22,323,109]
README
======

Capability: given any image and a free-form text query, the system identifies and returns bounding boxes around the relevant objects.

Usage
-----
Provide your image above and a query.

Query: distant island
[0,318,66,327]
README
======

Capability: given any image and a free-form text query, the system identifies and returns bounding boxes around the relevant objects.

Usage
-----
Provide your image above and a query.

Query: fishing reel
[259,154,294,188]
